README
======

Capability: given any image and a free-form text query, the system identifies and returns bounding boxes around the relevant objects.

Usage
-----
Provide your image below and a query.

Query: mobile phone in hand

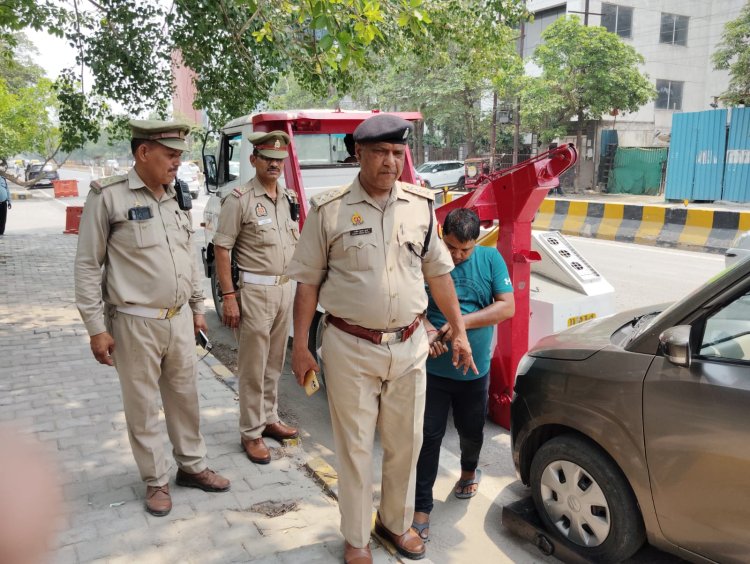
[303,369,320,396]
[196,330,212,351]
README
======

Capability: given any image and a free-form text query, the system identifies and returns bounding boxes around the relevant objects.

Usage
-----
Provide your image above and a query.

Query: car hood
[528,304,665,361]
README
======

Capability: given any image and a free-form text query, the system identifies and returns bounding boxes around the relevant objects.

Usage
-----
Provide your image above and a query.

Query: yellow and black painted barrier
[532,199,750,253]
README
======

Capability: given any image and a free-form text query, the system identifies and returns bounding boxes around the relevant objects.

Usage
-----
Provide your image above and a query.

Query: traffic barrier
[532,198,750,253]
[64,206,84,235]
[53,179,79,198]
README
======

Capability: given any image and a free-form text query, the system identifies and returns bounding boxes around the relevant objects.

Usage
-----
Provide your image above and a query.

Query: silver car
[415,160,464,189]
[178,163,201,199]
[512,256,750,562]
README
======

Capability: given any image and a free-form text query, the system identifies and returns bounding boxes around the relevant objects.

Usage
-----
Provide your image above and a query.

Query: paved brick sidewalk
[0,232,400,563]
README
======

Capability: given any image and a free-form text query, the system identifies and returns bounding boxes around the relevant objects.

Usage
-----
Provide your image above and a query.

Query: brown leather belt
[327,315,421,345]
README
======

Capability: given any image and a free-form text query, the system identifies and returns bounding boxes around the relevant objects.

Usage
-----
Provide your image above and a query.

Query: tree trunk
[575,110,584,192]
[415,117,424,166]
[490,92,498,170]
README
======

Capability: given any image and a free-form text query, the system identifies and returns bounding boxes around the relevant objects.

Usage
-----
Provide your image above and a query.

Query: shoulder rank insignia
[284,188,298,202]
[400,181,435,201]
[231,184,251,198]
[310,186,349,210]
[89,174,127,194]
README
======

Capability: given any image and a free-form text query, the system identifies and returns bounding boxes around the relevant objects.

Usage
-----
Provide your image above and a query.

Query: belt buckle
[380,331,400,344]
[165,306,180,319]
[278,275,289,285]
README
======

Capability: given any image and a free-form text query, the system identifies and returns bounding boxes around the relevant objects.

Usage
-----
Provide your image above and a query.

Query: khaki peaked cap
[353,114,413,145]
[129,119,190,151]
[248,130,291,159]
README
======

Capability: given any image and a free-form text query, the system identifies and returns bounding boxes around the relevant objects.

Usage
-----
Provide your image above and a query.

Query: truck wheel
[530,434,645,563]
[307,311,326,388]
[210,270,223,320]
[456,176,465,188]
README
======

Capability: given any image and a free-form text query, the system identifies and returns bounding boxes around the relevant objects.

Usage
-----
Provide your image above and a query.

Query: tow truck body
[201,109,422,358]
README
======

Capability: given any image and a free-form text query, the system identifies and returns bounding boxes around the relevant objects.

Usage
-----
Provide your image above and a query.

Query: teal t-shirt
[425,245,513,381]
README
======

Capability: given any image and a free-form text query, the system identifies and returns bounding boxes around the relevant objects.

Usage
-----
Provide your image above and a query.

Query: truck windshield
[227,134,242,182]
[295,134,355,166]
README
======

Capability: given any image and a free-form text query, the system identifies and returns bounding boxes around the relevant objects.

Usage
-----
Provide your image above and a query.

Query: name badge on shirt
[349,228,372,236]
[258,218,273,226]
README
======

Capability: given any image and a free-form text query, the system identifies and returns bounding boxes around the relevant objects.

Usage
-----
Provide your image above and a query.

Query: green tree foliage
[346,0,526,157]
[0,0,436,151]
[713,2,750,105]
[521,16,655,179]
[0,34,45,93]
[0,34,60,172]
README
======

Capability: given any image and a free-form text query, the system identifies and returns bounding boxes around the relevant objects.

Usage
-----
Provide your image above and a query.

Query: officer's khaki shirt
[286,177,453,330]
[75,168,205,337]
[212,176,299,276]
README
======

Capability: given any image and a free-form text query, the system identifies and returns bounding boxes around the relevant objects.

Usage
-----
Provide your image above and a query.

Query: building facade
[525,0,745,147]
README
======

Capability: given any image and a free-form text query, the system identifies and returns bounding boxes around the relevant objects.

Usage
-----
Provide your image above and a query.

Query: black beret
[353,114,413,145]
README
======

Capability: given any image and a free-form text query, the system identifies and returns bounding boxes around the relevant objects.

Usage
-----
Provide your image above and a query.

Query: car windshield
[627,261,745,345]
[416,163,437,173]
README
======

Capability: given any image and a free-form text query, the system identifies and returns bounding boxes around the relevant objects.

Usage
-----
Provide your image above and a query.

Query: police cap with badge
[248,131,291,159]
[130,119,193,211]
[353,114,413,144]
[248,130,300,220]
[129,119,190,152]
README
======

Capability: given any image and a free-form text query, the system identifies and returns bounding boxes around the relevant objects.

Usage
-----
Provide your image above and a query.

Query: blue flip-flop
[454,468,482,499]
[411,519,430,542]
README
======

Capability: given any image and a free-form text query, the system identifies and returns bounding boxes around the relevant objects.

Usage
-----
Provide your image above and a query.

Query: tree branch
[238,2,264,37]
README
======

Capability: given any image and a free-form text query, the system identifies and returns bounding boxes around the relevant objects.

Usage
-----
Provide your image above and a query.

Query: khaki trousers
[322,321,428,548]
[109,307,207,486]
[238,282,293,439]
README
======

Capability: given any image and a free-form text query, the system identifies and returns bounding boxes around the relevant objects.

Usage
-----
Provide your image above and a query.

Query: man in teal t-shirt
[412,208,515,541]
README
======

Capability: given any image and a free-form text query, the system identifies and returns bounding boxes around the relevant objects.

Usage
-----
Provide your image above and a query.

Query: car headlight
[515,353,536,377]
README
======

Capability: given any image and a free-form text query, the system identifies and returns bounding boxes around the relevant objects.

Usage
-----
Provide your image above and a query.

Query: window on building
[660,13,688,45]
[601,4,633,38]
[521,5,567,58]
[655,80,684,110]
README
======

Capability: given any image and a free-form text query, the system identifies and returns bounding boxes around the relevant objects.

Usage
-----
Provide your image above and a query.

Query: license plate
[567,313,596,327]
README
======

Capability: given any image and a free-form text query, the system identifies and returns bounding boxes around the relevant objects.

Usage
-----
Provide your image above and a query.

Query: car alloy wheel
[530,434,645,561]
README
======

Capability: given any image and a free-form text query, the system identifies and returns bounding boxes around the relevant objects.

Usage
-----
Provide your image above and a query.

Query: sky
[27,29,79,80]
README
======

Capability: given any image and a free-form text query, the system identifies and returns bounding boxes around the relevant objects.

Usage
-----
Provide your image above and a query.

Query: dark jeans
[414,372,489,515]
[0,201,7,235]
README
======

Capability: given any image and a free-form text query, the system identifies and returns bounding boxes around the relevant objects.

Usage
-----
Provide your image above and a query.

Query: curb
[198,346,329,478]
[533,198,750,253]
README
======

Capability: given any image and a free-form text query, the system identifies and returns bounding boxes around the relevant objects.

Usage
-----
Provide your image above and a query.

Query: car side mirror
[659,325,692,368]
[203,155,218,194]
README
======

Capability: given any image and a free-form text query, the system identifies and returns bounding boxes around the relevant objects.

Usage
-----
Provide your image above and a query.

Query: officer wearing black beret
[353,113,413,144]
[288,113,476,564]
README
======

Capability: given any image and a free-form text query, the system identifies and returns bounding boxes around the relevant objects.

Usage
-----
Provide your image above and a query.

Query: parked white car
[178,162,201,199]
[415,160,465,189]
[725,231,750,267]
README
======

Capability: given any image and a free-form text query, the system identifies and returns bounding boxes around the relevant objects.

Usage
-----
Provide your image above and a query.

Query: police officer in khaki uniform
[75,120,230,517]
[213,131,300,464]
[288,114,477,564]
